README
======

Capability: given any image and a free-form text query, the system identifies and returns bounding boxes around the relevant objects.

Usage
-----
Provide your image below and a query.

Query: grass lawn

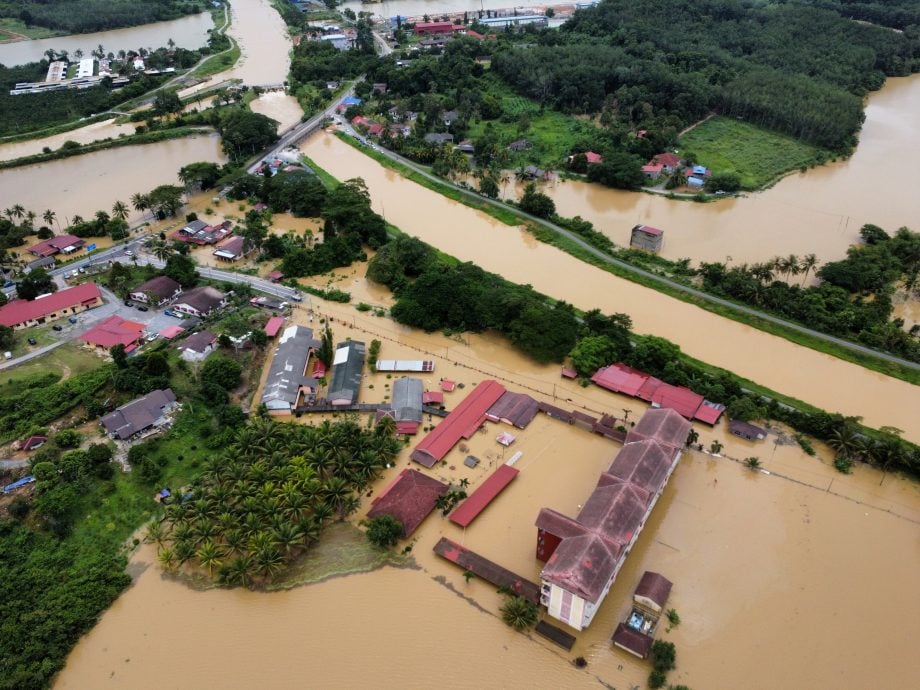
[0,342,102,390]
[192,40,240,79]
[0,17,61,40]
[679,116,831,190]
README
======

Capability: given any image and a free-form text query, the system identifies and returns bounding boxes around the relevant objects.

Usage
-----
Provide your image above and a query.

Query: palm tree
[501,596,538,631]
[42,209,57,231]
[799,253,818,285]
[131,193,150,219]
[686,429,699,447]
[744,457,762,470]
[828,426,861,459]
[151,240,174,262]
[24,211,35,229]
[158,546,178,573]
[709,440,723,454]
[272,522,303,556]
[196,540,224,578]
[112,200,129,221]
[375,415,396,438]
[74,48,83,60]
[221,554,255,586]
[10,204,25,221]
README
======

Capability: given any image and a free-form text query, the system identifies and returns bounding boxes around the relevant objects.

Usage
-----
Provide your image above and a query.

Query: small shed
[561,367,578,379]
[687,176,705,189]
[439,379,457,392]
[21,435,48,451]
[729,419,767,441]
[630,224,664,253]
[422,391,444,405]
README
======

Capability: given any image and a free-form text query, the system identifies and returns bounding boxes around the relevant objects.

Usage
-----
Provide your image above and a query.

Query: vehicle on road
[290,293,303,302]
[68,316,77,324]
[137,305,149,312]
[164,309,183,319]
[124,250,134,257]
[124,300,132,306]
[52,325,63,331]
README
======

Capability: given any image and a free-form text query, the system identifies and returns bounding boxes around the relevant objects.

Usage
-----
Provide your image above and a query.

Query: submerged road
[332,131,920,375]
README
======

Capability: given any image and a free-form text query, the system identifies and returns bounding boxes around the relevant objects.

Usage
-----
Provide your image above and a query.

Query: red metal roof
[561,367,578,379]
[22,435,48,451]
[650,385,703,420]
[0,282,101,327]
[367,468,449,537]
[654,152,682,168]
[449,464,519,527]
[28,234,83,257]
[626,408,692,450]
[264,316,285,337]
[439,379,457,392]
[159,325,185,339]
[591,363,648,397]
[634,224,664,237]
[396,421,420,435]
[79,314,145,349]
[694,402,724,425]
[422,391,444,405]
[267,270,284,281]
[585,151,603,164]
[312,360,326,378]
[410,380,506,468]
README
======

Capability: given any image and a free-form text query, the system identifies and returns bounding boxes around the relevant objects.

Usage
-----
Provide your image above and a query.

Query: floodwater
[520,76,920,265]
[220,0,291,86]
[0,134,226,225]
[0,13,214,67]
[301,132,920,442]
[0,119,136,162]
[57,291,920,689]
[250,92,304,132]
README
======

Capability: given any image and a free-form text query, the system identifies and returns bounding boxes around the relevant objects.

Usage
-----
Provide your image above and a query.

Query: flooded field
[250,92,304,132]
[301,132,920,443]
[510,76,920,266]
[0,134,226,225]
[0,13,214,67]
[57,289,920,690]
[0,119,136,162]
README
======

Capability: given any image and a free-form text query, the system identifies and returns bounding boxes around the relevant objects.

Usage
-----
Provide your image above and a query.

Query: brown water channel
[56,292,920,690]
[506,76,920,266]
[302,131,920,442]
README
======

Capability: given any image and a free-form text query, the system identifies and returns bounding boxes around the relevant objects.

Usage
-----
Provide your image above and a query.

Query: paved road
[329,128,920,374]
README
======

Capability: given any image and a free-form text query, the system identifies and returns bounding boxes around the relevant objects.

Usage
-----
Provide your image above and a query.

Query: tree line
[2,0,203,35]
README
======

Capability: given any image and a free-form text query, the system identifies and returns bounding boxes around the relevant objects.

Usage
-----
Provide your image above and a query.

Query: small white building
[76,58,95,78]
[180,331,217,362]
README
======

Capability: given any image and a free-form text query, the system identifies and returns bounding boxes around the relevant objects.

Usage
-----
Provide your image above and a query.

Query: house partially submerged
[27,234,84,257]
[171,286,227,318]
[328,341,366,405]
[612,571,673,658]
[535,408,690,631]
[729,419,767,441]
[101,388,178,440]
[212,235,249,262]
[388,377,424,435]
[261,325,321,413]
[367,469,449,537]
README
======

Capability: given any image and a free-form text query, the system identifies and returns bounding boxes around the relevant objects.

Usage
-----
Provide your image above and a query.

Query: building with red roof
[159,324,185,340]
[413,21,455,35]
[422,391,444,405]
[0,282,102,330]
[410,380,505,468]
[80,315,145,351]
[652,152,682,171]
[21,435,48,451]
[366,468,449,537]
[535,407,690,631]
[641,163,664,180]
[264,316,285,337]
[27,234,84,257]
[585,151,603,164]
[367,123,385,137]
[449,464,519,528]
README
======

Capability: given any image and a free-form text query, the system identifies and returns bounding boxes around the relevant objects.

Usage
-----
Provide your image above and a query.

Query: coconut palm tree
[799,253,818,285]
[196,540,224,578]
[744,457,762,470]
[24,211,35,229]
[42,209,57,231]
[501,596,538,631]
[131,192,150,218]
[828,426,861,459]
[112,200,129,221]
[10,204,25,221]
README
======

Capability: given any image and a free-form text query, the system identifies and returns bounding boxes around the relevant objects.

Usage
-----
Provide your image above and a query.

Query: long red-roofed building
[534,408,691,631]
[410,380,506,468]
[366,468,449,537]
[449,464,519,528]
[0,282,102,330]
[27,234,84,257]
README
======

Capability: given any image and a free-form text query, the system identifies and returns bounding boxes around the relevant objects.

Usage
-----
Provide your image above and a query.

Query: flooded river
[0,119,136,162]
[0,134,226,225]
[513,76,920,265]
[56,296,920,689]
[220,0,291,86]
[302,131,920,442]
[0,13,214,67]
[342,0,575,19]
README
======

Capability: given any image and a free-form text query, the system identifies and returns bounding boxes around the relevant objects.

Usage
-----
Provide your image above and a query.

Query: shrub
[364,515,403,548]
[834,455,853,474]
[500,596,539,631]
[651,640,676,673]
[649,670,667,689]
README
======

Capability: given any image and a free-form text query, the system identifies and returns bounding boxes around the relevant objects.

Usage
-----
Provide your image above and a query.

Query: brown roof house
[534,408,690,631]
[366,468,449,537]
[101,388,177,440]
[180,331,218,363]
[129,276,182,305]
[171,286,227,318]
[612,571,673,659]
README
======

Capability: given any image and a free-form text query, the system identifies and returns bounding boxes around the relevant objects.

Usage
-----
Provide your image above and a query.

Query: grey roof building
[424,132,454,145]
[261,325,321,412]
[130,276,182,305]
[391,377,423,423]
[101,388,177,440]
[328,340,366,405]
[172,286,227,317]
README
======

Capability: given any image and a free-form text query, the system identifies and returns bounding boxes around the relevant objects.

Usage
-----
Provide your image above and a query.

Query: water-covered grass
[679,116,831,189]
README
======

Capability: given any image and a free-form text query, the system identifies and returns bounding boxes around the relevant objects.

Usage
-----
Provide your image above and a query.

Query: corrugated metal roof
[391,377,423,423]
[0,282,101,327]
[449,464,519,527]
[328,340,366,405]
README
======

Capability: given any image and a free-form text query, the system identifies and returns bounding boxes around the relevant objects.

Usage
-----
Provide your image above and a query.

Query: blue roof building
[692,164,708,176]
[342,96,362,106]
[687,176,705,189]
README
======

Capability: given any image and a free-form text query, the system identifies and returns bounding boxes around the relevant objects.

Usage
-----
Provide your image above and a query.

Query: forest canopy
[1,0,204,35]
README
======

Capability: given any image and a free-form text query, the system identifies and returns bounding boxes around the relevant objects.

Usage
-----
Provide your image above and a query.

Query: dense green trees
[217,109,279,159]
[156,417,401,585]
[364,515,403,548]
[518,183,555,218]
[0,1,202,34]
[16,268,56,301]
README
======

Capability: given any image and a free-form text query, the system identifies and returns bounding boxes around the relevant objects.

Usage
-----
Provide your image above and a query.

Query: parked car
[52,325,63,331]
[164,309,183,319]
[137,305,149,312]
[68,316,77,324]
[289,293,303,302]
[27,337,37,346]
[124,300,132,307]
[124,250,134,257]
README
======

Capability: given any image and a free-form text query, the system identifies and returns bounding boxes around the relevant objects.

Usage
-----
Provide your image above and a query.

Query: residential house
[325,81,340,90]
[328,340,366,405]
[180,330,218,362]
[80,315,146,352]
[212,235,250,262]
[692,164,709,177]
[267,270,284,283]
[351,115,370,128]
[27,234,84,257]
[372,82,387,94]
[366,468,449,537]
[388,377,424,435]
[366,123,385,137]
[441,110,459,126]
[171,219,233,245]
[687,176,705,190]
[24,255,56,274]
[424,133,454,145]
[264,316,284,338]
[641,163,663,180]
[389,124,411,138]
[129,276,182,305]
[630,224,664,253]
[508,139,533,152]
[456,140,475,154]
[611,571,673,659]
[729,420,767,441]
[171,286,227,318]
[319,33,354,51]
[101,388,178,440]
[652,152,682,172]
[0,282,102,330]
[521,165,545,180]
[261,325,321,413]
[535,408,691,631]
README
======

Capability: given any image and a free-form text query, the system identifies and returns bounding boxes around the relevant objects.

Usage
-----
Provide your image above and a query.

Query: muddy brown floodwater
[301,132,920,443]
[505,76,920,266]
[56,290,920,690]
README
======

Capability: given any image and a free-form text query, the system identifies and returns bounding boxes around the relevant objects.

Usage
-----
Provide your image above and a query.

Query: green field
[0,17,60,40]
[679,116,831,189]
[1,342,102,389]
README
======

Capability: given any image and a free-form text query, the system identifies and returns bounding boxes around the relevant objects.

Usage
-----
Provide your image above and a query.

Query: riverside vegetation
[0,0,205,35]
